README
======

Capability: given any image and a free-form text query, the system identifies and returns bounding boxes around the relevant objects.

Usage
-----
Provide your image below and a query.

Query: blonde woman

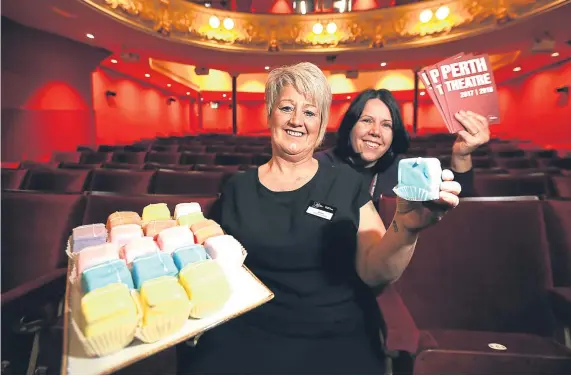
[184,62,461,374]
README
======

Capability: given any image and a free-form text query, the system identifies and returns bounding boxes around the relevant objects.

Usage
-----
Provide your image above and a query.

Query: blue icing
[394,157,442,201]
[131,252,178,289]
[81,259,134,293]
[172,245,209,271]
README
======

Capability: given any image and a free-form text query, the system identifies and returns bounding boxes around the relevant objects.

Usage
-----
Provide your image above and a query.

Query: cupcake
[143,219,177,238]
[109,224,144,247]
[120,236,160,265]
[107,211,142,230]
[178,260,231,319]
[156,226,195,254]
[131,252,178,290]
[72,224,107,253]
[204,235,246,270]
[392,157,442,202]
[77,243,121,275]
[77,283,138,356]
[142,203,171,223]
[190,220,224,245]
[81,259,134,293]
[177,212,206,227]
[174,203,202,219]
[136,276,191,343]
[172,245,209,271]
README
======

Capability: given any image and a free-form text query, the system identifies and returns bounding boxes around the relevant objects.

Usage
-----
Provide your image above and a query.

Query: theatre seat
[58,162,99,170]
[143,163,194,171]
[382,197,571,373]
[495,157,535,169]
[1,191,84,375]
[206,145,236,153]
[543,200,571,286]
[112,151,147,164]
[23,168,91,193]
[179,145,207,153]
[152,170,232,195]
[2,168,28,190]
[146,151,181,164]
[473,173,553,197]
[552,176,571,198]
[88,168,155,194]
[150,144,179,152]
[414,330,571,374]
[180,152,216,165]
[193,164,241,173]
[101,162,144,170]
[2,190,84,297]
[215,152,254,166]
[50,151,82,164]
[80,152,111,164]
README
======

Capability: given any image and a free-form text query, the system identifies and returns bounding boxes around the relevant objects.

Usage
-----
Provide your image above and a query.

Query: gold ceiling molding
[83,0,566,53]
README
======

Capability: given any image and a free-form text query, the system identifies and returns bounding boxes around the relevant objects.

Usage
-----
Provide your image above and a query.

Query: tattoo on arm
[391,219,399,233]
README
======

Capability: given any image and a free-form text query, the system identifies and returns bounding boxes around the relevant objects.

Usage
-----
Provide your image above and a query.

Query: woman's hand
[395,169,461,233]
[452,110,491,157]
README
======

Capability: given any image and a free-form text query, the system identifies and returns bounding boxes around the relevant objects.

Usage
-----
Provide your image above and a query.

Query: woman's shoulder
[314,148,343,165]
[222,168,257,193]
[318,160,366,191]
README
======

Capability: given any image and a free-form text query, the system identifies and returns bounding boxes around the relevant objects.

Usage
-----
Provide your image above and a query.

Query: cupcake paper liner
[392,185,440,202]
[131,290,191,343]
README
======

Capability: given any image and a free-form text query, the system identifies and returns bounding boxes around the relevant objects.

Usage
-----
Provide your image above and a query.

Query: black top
[315,148,475,200]
[184,161,386,374]
[217,160,379,337]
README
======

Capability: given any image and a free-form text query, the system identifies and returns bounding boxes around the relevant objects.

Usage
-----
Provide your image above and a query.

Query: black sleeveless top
[186,161,385,374]
[218,160,376,336]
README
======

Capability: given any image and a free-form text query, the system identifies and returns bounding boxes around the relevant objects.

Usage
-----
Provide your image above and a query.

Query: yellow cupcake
[142,203,171,223]
[77,283,139,356]
[177,212,205,227]
[179,260,231,319]
[136,276,191,343]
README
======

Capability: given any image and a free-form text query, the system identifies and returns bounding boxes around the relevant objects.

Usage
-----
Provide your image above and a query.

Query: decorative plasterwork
[82,0,567,53]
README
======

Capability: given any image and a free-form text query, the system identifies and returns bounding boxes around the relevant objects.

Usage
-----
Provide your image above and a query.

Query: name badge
[305,201,337,221]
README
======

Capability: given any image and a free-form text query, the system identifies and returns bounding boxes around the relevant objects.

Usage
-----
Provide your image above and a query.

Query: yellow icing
[177,212,205,227]
[80,283,138,338]
[178,261,231,318]
[139,276,190,326]
[142,203,171,222]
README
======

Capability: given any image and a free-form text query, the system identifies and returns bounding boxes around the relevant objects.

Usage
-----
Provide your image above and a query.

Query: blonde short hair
[265,62,332,146]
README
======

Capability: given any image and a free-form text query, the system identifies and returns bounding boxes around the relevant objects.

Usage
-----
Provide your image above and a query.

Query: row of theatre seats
[2,134,570,198]
[2,190,571,374]
[2,159,571,198]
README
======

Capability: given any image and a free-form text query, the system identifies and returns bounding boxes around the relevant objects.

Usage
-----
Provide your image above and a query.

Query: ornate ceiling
[86,0,567,53]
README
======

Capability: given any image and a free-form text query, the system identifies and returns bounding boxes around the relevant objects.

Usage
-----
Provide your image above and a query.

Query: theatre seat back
[1,191,85,292]
[390,197,556,337]
[543,199,571,286]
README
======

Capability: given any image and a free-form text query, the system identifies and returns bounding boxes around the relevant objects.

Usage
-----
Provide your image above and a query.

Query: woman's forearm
[359,214,419,287]
[451,153,473,173]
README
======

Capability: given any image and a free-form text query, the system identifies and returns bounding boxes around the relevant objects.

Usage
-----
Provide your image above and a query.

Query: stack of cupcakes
[67,202,246,357]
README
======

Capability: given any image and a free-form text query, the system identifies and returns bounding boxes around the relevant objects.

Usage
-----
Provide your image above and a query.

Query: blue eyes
[279,106,316,117]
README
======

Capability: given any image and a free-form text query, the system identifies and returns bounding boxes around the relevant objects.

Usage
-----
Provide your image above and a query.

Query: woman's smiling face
[350,98,394,163]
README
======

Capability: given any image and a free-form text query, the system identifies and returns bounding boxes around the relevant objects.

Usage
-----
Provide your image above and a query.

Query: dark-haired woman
[315,89,490,200]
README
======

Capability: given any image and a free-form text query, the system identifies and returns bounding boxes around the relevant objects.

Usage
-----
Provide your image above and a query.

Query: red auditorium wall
[1,17,109,162]
[496,61,571,148]
[92,68,191,145]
